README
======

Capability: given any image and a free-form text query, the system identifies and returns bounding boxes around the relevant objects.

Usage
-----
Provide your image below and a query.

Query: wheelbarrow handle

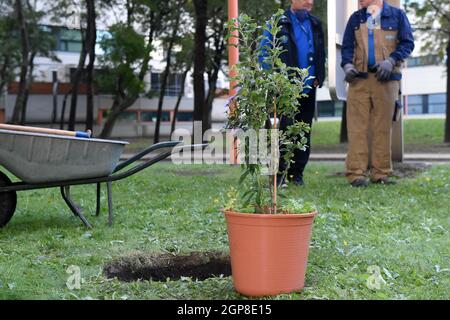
[110,150,175,181]
[110,142,209,181]
[172,143,209,151]
[114,141,181,173]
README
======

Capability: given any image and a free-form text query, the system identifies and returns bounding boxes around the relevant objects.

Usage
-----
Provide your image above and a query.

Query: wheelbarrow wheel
[0,171,17,228]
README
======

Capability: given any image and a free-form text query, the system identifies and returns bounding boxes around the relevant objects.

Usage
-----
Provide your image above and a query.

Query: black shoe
[350,178,369,188]
[373,177,397,185]
[292,175,304,186]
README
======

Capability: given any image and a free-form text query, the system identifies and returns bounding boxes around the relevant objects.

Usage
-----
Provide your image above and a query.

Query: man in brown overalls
[341,0,415,187]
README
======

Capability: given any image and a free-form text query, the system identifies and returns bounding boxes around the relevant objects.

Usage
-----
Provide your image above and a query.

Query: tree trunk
[205,69,218,131]
[205,37,225,132]
[20,51,36,124]
[193,0,208,136]
[100,72,125,138]
[154,12,181,143]
[11,0,30,124]
[0,55,11,95]
[68,29,88,131]
[100,95,137,138]
[171,67,189,135]
[340,102,348,143]
[85,0,97,132]
[60,89,72,129]
[126,0,134,27]
[100,97,122,138]
[52,71,58,124]
[445,42,450,143]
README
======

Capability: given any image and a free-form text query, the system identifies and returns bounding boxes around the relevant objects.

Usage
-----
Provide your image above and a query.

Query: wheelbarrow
[0,127,196,228]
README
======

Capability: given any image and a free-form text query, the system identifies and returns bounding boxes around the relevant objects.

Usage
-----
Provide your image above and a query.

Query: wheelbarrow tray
[0,139,204,228]
[0,129,128,184]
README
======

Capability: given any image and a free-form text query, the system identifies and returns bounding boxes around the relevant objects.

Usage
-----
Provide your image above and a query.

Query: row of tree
[0,0,324,140]
[0,0,57,125]
[0,0,448,142]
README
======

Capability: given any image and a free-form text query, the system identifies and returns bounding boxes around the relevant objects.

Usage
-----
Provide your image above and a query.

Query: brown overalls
[346,20,401,183]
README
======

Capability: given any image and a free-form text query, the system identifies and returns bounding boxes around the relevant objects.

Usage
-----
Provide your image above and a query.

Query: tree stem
[273,97,277,214]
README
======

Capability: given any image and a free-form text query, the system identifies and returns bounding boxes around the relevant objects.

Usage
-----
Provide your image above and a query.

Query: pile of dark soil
[391,162,432,179]
[330,162,432,179]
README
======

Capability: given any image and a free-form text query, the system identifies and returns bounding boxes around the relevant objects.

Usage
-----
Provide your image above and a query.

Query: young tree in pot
[223,11,318,297]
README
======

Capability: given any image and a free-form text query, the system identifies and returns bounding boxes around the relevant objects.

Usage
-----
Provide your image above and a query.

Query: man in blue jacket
[341,0,414,187]
[260,0,325,187]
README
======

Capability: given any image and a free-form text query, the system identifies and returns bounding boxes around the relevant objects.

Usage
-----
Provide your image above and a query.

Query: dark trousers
[279,89,316,178]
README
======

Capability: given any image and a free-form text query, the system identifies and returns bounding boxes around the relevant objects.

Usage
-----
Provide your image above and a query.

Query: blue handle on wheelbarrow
[75,131,91,138]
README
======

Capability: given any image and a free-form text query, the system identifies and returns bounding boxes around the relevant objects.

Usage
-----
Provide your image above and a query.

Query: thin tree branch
[426,0,450,24]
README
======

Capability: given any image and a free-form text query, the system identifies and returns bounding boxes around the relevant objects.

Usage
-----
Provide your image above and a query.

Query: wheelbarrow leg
[60,186,92,228]
[96,183,101,216]
[107,182,114,226]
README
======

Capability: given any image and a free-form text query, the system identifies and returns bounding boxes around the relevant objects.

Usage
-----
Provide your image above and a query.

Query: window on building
[428,93,446,114]
[141,111,171,122]
[43,25,110,53]
[102,110,138,122]
[57,28,83,52]
[117,111,138,122]
[151,73,184,97]
[407,95,424,114]
[316,101,343,117]
[406,55,440,68]
[334,101,344,117]
[175,111,193,122]
[317,101,336,117]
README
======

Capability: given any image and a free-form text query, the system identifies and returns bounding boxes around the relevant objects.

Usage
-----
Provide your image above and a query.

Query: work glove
[343,64,358,83]
[375,57,395,81]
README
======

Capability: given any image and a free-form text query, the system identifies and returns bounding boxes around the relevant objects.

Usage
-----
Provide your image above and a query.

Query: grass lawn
[123,118,449,154]
[0,162,449,300]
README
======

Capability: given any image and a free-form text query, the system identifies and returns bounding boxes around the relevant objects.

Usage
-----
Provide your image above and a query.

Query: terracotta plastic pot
[223,210,317,297]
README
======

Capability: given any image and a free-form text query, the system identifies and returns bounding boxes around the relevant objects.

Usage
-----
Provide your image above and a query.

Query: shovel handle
[0,124,92,138]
